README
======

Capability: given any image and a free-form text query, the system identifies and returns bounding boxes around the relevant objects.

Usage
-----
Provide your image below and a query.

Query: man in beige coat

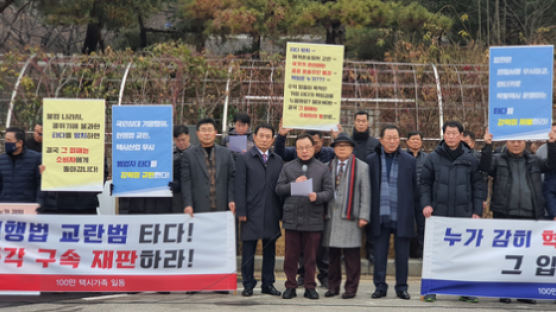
[322,133,370,299]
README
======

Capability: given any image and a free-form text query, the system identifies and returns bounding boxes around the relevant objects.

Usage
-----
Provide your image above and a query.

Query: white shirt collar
[256,147,269,157]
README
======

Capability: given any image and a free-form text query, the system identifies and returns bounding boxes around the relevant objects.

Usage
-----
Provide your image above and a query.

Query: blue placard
[112,105,173,197]
[489,45,553,140]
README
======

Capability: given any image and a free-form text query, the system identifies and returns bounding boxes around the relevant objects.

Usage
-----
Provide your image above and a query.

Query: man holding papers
[276,133,334,300]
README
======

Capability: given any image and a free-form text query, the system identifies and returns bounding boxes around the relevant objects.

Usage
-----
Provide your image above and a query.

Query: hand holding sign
[483,128,493,145]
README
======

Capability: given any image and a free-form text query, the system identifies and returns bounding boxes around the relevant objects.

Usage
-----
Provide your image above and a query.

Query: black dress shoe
[396,290,410,300]
[297,276,304,287]
[282,288,296,299]
[371,290,387,298]
[261,285,281,296]
[499,298,511,303]
[324,290,339,297]
[304,288,319,299]
[342,292,356,299]
[318,277,329,289]
[242,288,253,297]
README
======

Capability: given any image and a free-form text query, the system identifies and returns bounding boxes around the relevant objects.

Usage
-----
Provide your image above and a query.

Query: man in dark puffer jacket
[420,121,486,303]
[421,121,486,220]
[0,127,41,203]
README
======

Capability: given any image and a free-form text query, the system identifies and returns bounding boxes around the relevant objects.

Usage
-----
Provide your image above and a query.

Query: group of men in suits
[177,113,556,304]
[177,113,421,300]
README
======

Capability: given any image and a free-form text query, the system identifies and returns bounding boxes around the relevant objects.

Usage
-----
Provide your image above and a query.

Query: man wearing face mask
[0,127,41,203]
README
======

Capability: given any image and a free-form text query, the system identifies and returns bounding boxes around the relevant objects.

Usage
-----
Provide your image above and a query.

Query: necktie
[262,153,268,163]
[335,162,344,189]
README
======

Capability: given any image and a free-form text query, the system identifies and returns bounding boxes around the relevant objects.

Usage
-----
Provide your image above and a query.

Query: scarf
[329,154,357,220]
[379,148,399,223]
[444,142,464,161]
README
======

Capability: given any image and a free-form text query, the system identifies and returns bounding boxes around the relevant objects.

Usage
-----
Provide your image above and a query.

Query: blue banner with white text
[488,45,553,140]
[112,105,173,197]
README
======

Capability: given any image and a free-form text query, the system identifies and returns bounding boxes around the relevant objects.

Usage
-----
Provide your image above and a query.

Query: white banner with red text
[421,216,556,300]
[0,212,236,292]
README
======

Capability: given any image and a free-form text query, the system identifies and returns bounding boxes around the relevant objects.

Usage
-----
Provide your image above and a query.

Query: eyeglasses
[297,146,313,152]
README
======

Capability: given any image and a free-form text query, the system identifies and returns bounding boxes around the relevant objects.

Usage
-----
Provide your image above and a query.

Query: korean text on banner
[0,212,236,292]
[282,42,344,131]
[421,216,556,300]
[488,45,554,140]
[112,105,173,197]
[42,98,105,191]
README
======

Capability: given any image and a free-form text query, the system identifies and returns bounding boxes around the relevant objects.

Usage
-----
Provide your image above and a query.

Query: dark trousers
[373,223,410,293]
[297,244,329,282]
[364,223,374,260]
[284,230,321,289]
[409,221,424,258]
[241,238,277,289]
[328,247,361,294]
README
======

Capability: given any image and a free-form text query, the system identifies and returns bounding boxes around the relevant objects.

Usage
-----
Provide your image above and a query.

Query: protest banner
[0,212,236,292]
[421,216,556,300]
[489,45,554,140]
[41,98,105,191]
[282,42,344,131]
[112,105,173,197]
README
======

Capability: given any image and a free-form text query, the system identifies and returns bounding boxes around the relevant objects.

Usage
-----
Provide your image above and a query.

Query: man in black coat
[351,111,379,264]
[366,125,421,300]
[0,127,41,203]
[352,111,380,161]
[274,120,335,163]
[236,123,283,297]
[406,130,427,259]
[171,125,191,213]
[420,120,485,303]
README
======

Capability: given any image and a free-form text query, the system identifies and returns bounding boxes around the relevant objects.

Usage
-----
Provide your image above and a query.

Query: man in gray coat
[322,133,370,299]
[181,118,235,215]
[276,133,334,300]
[236,123,283,297]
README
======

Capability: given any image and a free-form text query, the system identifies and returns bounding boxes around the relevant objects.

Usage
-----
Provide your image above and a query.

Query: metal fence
[1,54,554,144]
